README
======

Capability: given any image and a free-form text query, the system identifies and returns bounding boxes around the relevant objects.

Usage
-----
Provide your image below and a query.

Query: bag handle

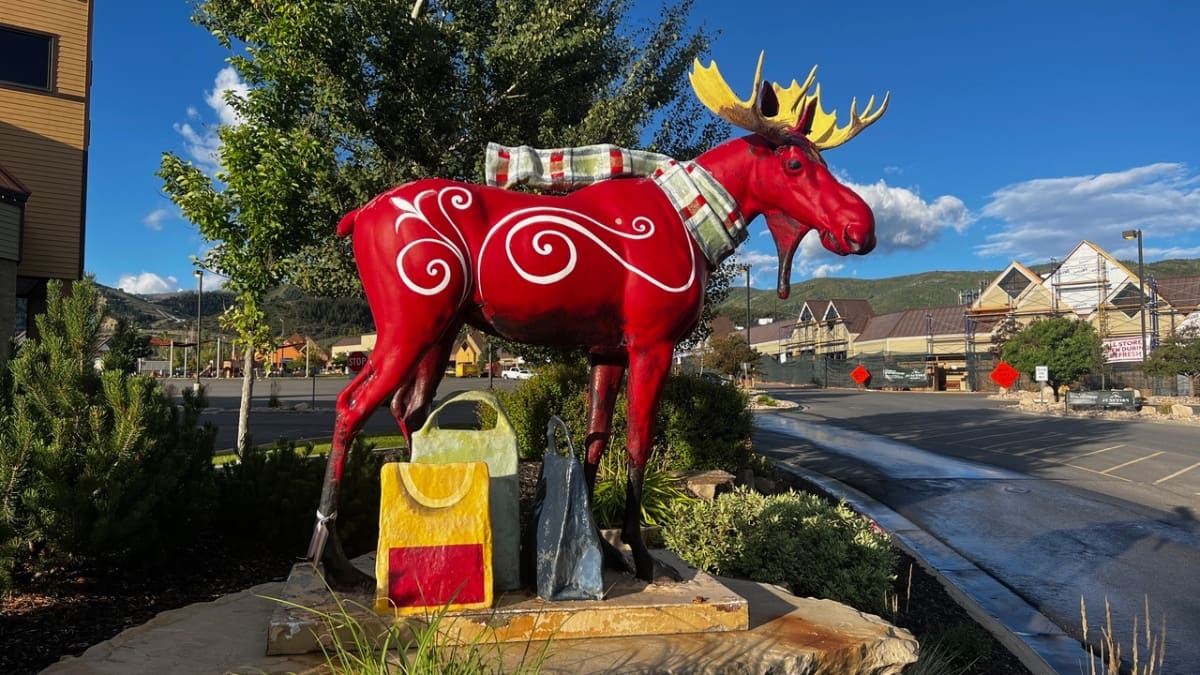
[396,463,477,508]
[417,390,515,436]
[545,416,579,460]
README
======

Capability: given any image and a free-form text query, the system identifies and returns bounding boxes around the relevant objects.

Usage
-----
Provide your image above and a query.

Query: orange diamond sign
[850,364,871,385]
[990,361,1019,389]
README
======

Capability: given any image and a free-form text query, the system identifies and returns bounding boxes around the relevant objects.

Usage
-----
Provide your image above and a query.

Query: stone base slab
[267,550,749,656]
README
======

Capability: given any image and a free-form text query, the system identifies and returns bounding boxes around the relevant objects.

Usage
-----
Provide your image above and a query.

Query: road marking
[1101,452,1164,474]
[1013,441,1074,457]
[1062,462,1133,481]
[1154,461,1200,485]
[1073,444,1125,458]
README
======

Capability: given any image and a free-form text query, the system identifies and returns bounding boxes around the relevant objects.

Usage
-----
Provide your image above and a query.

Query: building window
[0,26,54,90]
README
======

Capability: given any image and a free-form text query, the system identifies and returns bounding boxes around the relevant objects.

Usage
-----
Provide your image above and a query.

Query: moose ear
[796,98,819,136]
[758,80,779,117]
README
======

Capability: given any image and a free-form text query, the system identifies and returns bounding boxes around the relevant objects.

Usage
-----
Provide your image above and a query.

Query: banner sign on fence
[1065,390,1137,411]
[883,368,926,384]
[1103,337,1144,363]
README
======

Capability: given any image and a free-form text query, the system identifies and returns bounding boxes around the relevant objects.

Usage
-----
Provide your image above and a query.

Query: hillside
[717,258,1200,323]
[97,258,1200,342]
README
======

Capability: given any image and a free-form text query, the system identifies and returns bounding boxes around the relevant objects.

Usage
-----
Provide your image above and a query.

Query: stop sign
[347,351,368,373]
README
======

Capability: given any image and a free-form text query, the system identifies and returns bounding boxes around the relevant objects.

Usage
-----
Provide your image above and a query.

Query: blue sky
[87,0,1200,295]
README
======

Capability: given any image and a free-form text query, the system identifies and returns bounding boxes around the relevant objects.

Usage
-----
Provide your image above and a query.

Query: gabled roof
[798,300,830,322]
[826,299,874,333]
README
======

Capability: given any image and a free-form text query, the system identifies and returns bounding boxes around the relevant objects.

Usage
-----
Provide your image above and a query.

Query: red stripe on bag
[387,544,486,607]
[550,151,565,180]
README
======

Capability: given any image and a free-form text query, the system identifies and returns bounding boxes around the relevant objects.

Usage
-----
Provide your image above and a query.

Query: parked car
[501,366,533,380]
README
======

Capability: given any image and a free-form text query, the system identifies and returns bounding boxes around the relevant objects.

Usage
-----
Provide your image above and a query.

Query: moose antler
[689,52,888,150]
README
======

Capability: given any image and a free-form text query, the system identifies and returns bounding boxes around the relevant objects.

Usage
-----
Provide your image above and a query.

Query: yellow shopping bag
[375,462,492,615]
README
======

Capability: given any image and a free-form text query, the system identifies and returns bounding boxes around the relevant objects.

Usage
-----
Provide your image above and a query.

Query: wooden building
[0,0,92,364]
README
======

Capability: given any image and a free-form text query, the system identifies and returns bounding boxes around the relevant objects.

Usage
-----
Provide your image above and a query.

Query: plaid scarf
[485,143,747,265]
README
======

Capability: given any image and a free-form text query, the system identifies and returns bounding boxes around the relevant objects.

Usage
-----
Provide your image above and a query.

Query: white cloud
[848,180,971,250]
[976,163,1200,262]
[142,208,171,231]
[118,272,179,295]
[206,66,248,127]
[174,66,248,172]
[728,250,779,287]
[810,263,844,278]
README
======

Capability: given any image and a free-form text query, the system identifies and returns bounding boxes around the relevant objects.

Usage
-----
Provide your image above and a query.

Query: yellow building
[0,0,92,363]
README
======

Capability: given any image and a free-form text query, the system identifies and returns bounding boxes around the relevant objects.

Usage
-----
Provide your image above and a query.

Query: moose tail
[336,208,358,238]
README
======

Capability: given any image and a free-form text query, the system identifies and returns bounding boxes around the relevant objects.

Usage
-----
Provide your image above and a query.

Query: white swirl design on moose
[389,188,471,300]
[476,207,695,293]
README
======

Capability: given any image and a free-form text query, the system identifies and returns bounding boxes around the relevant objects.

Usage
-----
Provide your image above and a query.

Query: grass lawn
[212,433,408,465]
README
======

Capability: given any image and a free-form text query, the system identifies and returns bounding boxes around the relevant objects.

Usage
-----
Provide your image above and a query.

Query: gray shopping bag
[521,416,604,601]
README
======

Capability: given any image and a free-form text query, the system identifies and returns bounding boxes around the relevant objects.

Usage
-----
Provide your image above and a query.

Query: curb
[772,461,1098,675]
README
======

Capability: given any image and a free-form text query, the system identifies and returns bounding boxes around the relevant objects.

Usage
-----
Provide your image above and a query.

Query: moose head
[690,53,888,298]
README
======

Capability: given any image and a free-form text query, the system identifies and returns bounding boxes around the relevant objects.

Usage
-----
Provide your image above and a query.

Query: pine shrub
[664,487,897,613]
[0,278,217,576]
[215,437,385,556]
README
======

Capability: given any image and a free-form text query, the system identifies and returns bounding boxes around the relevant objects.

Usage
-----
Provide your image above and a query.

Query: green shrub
[0,278,217,575]
[216,437,385,556]
[656,374,754,473]
[489,362,590,459]
[664,487,896,613]
[493,369,753,473]
[591,451,696,529]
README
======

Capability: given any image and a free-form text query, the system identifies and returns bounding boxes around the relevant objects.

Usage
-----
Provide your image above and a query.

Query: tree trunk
[236,349,255,457]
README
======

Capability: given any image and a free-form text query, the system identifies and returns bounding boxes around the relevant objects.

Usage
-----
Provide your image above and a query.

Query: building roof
[1155,275,1200,310]
[826,299,875,333]
[747,319,796,347]
[332,336,362,347]
[857,304,971,341]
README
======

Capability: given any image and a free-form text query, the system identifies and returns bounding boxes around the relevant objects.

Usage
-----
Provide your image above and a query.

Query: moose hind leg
[583,354,631,572]
[309,339,428,590]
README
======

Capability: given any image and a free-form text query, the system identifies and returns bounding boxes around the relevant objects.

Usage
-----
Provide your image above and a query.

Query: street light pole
[1122,229,1147,361]
[194,269,203,390]
[737,263,751,347]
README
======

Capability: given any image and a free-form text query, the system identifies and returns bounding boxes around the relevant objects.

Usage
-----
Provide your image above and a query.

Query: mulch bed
[1,460,1032,675]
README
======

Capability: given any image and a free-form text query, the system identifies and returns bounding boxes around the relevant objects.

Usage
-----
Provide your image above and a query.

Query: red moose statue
[307,54,889,587]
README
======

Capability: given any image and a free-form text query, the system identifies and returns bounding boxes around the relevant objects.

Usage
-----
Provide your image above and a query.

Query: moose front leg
[623,344,679,582]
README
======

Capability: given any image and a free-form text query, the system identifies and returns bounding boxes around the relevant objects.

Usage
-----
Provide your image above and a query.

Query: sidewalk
[754,414,1197,675]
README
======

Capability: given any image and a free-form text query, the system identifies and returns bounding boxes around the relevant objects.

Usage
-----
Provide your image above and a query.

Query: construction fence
[747,352,1192,398]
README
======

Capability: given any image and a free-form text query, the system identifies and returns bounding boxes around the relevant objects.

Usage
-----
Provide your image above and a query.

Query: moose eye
[786,158,803,171]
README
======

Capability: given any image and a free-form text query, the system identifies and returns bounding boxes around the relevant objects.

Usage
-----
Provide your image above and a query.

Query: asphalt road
[754,387,1199,673]
[164,374,516,450]
[758,389,1200,517]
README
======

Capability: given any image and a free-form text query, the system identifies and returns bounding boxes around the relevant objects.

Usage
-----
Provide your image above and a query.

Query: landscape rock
[684,469,736,501]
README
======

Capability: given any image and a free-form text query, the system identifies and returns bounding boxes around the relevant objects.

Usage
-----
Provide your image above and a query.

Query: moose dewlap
[375,462,493,615]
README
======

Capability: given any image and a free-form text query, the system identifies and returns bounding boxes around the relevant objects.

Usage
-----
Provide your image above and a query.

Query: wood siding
[0,0,91,280]
[0,201,19,260]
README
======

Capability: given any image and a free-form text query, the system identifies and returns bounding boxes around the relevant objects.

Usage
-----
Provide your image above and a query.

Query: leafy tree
[101,318,153,374]
[183,0,728,336]
[702,333,763,380]
[0,277,216,578]
[1142,325,1200,396]
[1000,317,1102,388]
[989,313,1020,359]
[159,72,335,454]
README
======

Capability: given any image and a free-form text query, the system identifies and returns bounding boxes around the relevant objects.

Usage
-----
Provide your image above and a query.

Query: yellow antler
[689,52,888,150]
